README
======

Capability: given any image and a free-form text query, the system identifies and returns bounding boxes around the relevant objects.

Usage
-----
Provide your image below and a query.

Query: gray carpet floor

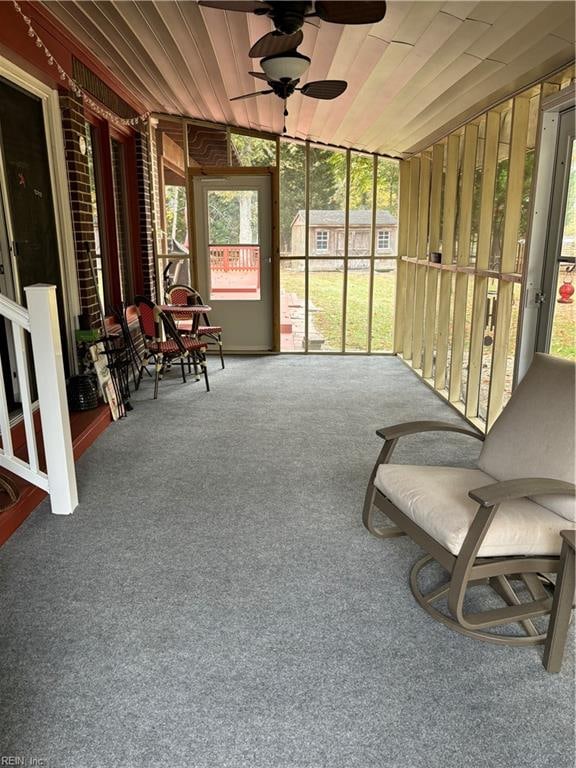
[0,356,574,768]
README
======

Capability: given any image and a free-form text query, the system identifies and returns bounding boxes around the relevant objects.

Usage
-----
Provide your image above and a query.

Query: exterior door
[0,76,69,383]
[193,174,273,351]
[536,107,575,360]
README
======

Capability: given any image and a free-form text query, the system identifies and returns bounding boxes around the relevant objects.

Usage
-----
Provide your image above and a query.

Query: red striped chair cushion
[149,339,206,354]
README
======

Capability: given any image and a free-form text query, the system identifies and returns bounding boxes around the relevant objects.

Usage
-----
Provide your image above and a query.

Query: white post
[25,284,78,515]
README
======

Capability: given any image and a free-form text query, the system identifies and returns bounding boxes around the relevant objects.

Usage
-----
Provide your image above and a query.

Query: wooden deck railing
[209,245,259,272]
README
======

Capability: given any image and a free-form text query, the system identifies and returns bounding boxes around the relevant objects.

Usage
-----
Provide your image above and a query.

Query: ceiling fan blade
[299,80,347,99]
[198,1,266,12]
[249,29,303,59]
[230,89,273,101]
[314,1,386,25]
[249,71,270,82]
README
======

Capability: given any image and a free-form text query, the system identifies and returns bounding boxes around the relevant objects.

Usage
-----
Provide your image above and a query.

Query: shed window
[377,230,390,251]
[315,230,329,252]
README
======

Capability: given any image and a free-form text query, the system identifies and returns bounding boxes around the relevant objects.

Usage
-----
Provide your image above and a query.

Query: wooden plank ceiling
[44,1,575,156]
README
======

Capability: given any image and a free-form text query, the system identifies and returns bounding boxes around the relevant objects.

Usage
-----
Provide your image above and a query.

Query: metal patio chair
[165,284,225,369]
[134,296,210,399]
[363,353,575,649]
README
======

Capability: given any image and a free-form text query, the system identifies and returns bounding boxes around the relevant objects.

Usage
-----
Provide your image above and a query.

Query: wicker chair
[165,284,225,369]
[134,296,210,399]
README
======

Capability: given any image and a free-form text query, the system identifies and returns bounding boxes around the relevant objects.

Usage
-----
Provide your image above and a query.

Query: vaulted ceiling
[44,1,575,156]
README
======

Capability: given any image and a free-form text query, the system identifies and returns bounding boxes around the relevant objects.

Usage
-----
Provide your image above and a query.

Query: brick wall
[135,131,156,301]
[59,92,101,329]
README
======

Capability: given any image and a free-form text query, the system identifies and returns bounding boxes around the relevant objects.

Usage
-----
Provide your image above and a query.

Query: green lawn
[281,267,575,360]
[281,268,396,351]
[550,269,576,359]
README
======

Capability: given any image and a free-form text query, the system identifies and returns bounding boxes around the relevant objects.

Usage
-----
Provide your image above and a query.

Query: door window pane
[207,190,260,300]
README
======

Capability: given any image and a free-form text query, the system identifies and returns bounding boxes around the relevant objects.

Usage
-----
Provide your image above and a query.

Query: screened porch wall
[148,122,400,353]
[394,65,575,431]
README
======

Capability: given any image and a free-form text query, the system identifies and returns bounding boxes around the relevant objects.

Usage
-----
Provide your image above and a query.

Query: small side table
[543,530,575,673]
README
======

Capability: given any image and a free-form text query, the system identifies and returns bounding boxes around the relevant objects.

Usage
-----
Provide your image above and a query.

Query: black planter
[67,374,99,411]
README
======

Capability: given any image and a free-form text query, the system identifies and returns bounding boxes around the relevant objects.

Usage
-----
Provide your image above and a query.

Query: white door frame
[189,166,279,353]
[0,53,79,371]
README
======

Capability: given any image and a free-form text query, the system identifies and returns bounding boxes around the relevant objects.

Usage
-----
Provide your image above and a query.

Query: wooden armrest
[469,478,576,508]
[376,420,483,442]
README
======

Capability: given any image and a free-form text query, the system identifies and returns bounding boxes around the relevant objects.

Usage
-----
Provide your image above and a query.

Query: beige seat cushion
[375,465,573,557]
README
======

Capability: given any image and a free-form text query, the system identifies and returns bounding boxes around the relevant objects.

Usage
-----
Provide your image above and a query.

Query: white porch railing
[0,285,78,515]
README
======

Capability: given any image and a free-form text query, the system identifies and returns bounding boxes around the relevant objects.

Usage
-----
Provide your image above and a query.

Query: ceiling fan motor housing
[268,2,312,34]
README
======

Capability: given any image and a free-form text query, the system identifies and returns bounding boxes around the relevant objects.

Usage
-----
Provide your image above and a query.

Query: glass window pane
[371,259,396,352]
[207,190,260,301]
[208,190,258,244]
[308,262,344,351]
[280,260,305,352]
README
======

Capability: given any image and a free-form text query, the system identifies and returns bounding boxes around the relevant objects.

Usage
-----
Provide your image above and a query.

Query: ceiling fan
[231,50,347,133]
[199,1,386,133]
[198,1,387,58]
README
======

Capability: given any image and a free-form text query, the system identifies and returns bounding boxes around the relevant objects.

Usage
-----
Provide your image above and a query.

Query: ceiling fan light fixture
[260,51,311,81]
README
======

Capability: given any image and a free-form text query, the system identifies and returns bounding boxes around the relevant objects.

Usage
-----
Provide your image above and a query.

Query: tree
[164,184,187,246]
[231,132,399,252]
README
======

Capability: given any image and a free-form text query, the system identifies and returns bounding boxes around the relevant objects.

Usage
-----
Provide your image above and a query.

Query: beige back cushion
[478,353,575,521]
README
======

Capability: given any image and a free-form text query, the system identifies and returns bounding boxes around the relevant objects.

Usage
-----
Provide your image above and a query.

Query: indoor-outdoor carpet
[0,356,573,768]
